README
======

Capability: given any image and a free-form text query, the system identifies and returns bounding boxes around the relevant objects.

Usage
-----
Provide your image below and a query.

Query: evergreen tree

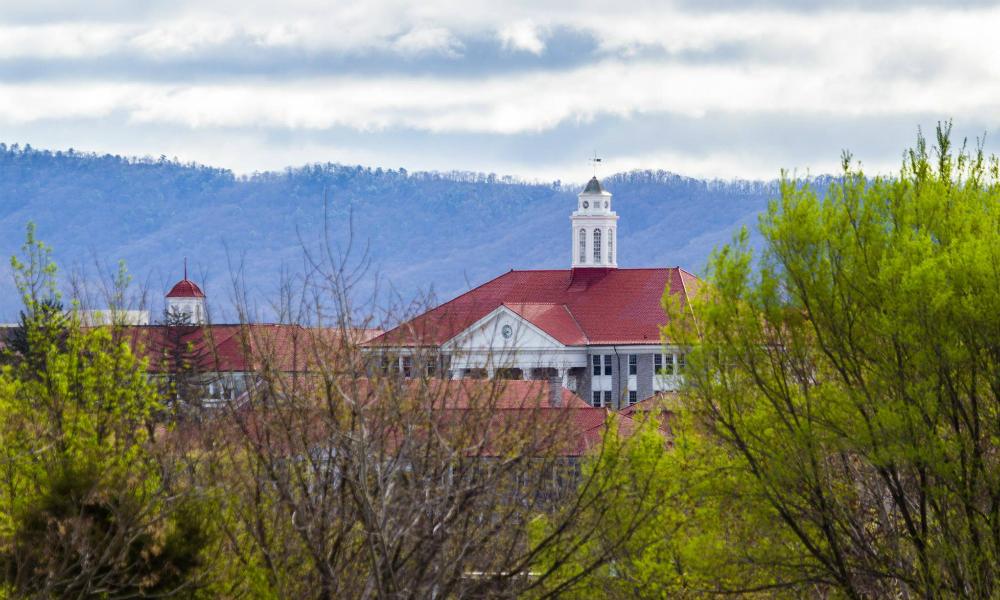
[155,306,213,412]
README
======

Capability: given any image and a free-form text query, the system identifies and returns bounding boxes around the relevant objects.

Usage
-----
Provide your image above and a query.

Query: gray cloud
[0,27,601,83]
[0,0,997,182]
[0,0,169,24]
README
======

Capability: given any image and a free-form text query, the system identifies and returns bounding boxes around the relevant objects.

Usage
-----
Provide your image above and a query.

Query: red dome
[166,278,205,298]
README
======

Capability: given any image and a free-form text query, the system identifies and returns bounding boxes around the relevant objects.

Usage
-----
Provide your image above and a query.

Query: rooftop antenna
[589,151,602,177]
[183,257,187,281]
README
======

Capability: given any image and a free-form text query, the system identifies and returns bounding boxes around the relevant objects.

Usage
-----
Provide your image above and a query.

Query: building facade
[370,175,698,410]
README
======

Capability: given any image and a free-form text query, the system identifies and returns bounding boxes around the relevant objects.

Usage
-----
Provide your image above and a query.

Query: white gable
[443,305,586,372]
[443,305,563,353]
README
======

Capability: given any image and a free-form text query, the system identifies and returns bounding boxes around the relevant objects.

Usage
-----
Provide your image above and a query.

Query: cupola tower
[571,176,618,268]
[165,262,207,324]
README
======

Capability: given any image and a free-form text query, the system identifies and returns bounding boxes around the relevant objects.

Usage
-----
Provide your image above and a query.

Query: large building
[370,175,698,410]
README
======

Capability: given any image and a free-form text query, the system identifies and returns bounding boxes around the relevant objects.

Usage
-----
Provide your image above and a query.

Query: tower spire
[184,257,188,280]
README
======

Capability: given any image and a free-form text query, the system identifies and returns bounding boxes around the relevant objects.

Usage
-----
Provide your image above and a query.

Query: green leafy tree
[2,223,67,371]
[549,124,1000,599]
[0,225,216,598]
[530,412,811,599]
[654,123,1000,597]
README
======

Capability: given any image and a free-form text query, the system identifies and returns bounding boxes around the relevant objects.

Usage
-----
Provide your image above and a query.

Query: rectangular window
[629,390,637,405]
[402,356,412,378]
[603,391,612,407]
[592,391,602,407]
[604,355,612,376]
[653,353,662,373]
[380,354,392,374]
[426,358,436,377]
[628,354,637,375]
[665,353,676,375]
[592,355,601,376]
[676,353,686,373]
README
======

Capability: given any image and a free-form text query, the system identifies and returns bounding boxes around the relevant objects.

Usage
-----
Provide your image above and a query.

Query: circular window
[501,324,513,339]
[604,201,609,209]
[582,200,589,209]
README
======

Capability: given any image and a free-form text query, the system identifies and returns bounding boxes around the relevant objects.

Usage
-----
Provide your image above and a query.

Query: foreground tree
[646,123,1000,598]
[0,226,216,597]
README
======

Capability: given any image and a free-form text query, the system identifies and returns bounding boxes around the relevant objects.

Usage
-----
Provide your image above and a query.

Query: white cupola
[571,176,619,269]
[165,263,207,324]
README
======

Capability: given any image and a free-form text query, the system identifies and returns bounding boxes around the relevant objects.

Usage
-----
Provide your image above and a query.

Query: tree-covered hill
[0,143,783,321]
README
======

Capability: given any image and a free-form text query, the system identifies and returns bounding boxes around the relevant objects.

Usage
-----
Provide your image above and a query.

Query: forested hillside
[0,143,784,321]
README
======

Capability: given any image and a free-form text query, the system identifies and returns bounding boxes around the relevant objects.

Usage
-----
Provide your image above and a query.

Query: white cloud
[0,53,996,135]
[0,23,130,59]
[391,26,464,57]
[498,21,546,54]
[129,20,242,56]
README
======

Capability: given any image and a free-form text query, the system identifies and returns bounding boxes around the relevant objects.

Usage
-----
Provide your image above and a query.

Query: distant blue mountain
[0,143,787,322]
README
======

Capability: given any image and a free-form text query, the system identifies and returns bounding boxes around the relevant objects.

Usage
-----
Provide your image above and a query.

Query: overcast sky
[2,0,999,181]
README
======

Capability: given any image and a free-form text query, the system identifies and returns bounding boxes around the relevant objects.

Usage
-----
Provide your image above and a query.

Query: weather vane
[589,151,602,177]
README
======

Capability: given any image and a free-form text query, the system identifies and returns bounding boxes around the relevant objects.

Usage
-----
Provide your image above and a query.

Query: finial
[184,257,187,280]
[589,151,602,177]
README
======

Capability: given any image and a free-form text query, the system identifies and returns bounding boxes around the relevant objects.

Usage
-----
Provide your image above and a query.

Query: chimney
[548,375,563,407]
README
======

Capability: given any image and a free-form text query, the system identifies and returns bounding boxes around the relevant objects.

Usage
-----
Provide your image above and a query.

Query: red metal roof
[504,302,588,345]
[123,324,382,373]
[372,267,700,346]
[166,278,206,298]
[226,378,633,458]
[425,378,591,409]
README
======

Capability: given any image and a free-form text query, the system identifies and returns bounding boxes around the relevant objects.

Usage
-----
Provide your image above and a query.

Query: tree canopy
[653,123,1000,597]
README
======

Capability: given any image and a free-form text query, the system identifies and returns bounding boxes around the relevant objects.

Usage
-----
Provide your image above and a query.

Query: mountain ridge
[0,143,794,321]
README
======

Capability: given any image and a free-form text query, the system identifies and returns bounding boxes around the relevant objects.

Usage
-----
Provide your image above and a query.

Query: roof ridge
[676,267,691,301]
[561,303,590,345]
[675,267,700,327]
[675,266,700,280]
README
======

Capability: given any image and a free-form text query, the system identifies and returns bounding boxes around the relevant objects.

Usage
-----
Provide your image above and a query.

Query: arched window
[593,228,602,263]
[578,228,586,263]
[608,228,614,263]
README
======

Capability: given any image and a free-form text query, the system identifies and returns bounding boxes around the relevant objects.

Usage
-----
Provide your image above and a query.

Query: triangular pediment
[442,305,566,352]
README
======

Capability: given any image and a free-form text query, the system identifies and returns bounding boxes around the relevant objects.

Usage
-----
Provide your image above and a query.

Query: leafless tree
[180,210,660,599]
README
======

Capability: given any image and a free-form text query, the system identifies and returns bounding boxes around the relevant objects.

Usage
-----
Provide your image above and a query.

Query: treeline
[0,143,778,319]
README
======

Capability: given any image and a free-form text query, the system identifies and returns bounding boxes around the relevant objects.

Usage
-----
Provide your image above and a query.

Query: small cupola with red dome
[165,259,207,324]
